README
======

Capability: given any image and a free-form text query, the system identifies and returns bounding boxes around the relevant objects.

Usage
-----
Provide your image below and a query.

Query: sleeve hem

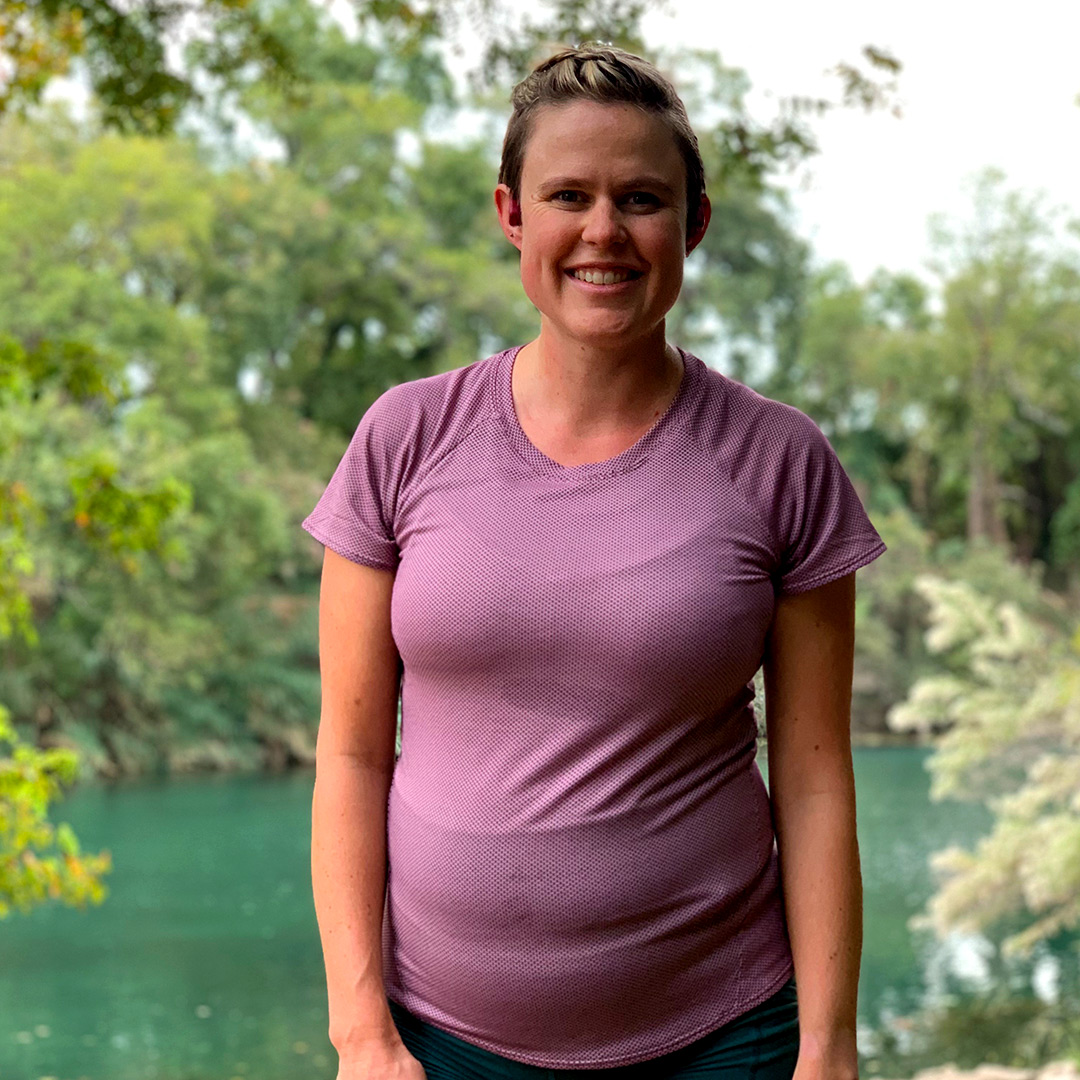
[777,539,887,597]
[301,517,398,572]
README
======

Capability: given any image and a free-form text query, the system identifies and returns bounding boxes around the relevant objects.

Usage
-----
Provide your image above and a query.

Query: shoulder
[326,351,503,513]
[684,356,885,588]
[354,350,503,473]
[363,351,499,442]
[684,355,833,472]
[681,354,862,552]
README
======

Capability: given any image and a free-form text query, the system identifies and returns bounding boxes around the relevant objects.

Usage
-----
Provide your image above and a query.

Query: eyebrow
[537,176,680,198]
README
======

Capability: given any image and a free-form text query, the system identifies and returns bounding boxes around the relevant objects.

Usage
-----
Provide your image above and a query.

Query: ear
[494,183,523,251]
[686,194,711,256]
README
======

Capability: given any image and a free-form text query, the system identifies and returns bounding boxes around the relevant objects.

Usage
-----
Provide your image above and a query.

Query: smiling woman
[302,44,886,1080]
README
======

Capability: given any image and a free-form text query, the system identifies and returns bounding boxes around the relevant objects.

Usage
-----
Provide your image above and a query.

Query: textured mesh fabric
[302,346,886,1069]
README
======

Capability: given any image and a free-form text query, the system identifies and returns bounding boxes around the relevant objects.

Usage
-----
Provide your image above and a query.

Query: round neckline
[493,344,700,481]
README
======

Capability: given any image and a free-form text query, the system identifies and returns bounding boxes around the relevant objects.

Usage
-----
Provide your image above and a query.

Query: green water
[0,747,1033,1080]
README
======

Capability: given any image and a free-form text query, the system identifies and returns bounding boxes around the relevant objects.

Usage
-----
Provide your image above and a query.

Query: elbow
[314,744,397,779]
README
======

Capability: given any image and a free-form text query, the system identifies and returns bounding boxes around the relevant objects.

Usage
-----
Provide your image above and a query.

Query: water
[1,772,329,1080]
[0,747,1048,1080]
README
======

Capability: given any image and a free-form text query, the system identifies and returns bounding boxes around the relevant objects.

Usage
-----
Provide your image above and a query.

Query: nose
[580,198,626,246]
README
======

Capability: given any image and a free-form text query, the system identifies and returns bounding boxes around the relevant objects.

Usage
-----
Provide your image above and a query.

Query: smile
[569,268,641,285]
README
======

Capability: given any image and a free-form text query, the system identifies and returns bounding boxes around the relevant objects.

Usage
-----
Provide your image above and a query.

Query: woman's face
[495,101,709,352]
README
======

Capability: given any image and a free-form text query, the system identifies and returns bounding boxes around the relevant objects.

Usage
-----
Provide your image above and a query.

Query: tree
[757,174,1080,585]
[889,572,1080,957]
[0,118,328,775]
[0,0,654,134]
[0,0,296,133]
[0,334,181,915]
[199,0,535,437]
[926,171,1080,554]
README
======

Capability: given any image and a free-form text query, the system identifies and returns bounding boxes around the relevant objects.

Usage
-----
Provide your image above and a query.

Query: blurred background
[1,1,1078,1078]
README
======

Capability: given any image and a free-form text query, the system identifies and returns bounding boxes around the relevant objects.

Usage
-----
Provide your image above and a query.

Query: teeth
[573,269,632,284]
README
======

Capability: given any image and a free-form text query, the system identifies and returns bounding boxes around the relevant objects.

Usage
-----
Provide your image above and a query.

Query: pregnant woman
[303,44,886,1080]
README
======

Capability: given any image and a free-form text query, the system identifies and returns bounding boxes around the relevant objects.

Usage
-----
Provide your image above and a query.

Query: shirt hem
[386,958,796,1070]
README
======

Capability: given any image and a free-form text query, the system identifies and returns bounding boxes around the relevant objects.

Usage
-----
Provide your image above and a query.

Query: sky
[637,0,1080,283]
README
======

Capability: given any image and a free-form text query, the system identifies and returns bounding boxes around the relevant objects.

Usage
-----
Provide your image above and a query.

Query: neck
[515,322,681,434]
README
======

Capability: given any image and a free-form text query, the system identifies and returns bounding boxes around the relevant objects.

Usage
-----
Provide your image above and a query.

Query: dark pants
[387,977,799,1079]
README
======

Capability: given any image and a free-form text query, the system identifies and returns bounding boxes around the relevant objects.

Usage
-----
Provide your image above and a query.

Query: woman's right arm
[311,547,426,1079]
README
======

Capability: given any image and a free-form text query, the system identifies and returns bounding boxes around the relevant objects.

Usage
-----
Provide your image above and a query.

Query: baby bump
[381,772,781,1054]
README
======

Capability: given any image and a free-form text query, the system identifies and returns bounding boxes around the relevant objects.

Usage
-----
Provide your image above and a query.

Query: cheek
[517,248,547,309]
[659,258,684,297]
[517,227,565,304]
[649,227,687,288]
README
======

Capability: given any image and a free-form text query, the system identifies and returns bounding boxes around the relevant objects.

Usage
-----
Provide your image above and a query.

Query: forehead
[520,101,686,193]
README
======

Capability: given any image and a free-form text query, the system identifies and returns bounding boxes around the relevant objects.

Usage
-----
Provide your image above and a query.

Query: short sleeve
[301,394,401,571]
[771,408,886,595]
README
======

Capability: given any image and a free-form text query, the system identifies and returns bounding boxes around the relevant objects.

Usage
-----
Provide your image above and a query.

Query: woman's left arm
[764,571,862,1080]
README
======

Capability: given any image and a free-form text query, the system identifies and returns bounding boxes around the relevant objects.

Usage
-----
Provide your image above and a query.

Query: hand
[792,1042,859,1080]
[335,1036,427,1079]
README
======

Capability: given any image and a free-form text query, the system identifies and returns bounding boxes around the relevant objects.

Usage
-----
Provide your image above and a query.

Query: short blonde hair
[498,45,706,232]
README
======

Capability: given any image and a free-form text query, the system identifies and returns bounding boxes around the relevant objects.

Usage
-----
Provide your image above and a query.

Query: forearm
[774,779,862,1073]
[311,751,399,1055]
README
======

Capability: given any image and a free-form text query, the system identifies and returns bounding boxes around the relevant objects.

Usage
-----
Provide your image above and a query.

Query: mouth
[566,267,643,285]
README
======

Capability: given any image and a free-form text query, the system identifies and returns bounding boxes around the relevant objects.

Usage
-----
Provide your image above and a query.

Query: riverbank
[50,727,920,782]
[887,1064,1080,1080]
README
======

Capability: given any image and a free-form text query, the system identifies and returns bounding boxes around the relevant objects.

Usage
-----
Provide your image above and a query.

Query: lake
[0,746,1058,1080]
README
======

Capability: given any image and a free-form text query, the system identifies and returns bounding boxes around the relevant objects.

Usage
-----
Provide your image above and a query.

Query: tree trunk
[967,341,1008,545]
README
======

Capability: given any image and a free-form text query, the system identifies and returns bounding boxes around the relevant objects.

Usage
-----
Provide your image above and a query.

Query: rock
[886,1068,1027,1080]
[1037,1065,1080,1080]
[880,1065,1079,1080]
[971,1067,1038,1080]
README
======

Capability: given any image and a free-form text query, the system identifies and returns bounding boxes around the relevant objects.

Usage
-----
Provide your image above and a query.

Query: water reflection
[867,925,1080,1073]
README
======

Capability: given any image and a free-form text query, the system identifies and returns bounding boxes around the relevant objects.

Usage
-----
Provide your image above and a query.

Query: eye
[625,191,662,209]
[551,190,585,204]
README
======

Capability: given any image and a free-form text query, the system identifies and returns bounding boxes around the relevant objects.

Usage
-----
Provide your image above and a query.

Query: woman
[303,45,885,1080]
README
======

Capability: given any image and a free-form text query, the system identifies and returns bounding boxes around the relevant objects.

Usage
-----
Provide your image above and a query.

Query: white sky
[640,0,1080,283]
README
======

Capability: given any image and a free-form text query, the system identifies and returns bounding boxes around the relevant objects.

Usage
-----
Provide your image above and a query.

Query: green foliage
[195,0,537,436]
[0,369,319,775]
[0,331,197,915]
[669,58,811,374]
[4,0,1072,787]
[1052,474,1080,571]
[0,0,1071,788]
[926,172,1080,549]
[0,0,296,134]
[889,573,1080,957]
[0,704,111,917]
[470,0,654,86]
[847,508,936,731]
[842,515,1073,736]
[0,0,887,791]
[69,458,188,562]
[0,335,114,403]
[0,473,37,644]
[0,106,334,777]
[865,984,1080,1076]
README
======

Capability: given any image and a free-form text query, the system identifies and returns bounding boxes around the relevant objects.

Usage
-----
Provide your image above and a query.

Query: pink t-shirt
[302,346,886,1069]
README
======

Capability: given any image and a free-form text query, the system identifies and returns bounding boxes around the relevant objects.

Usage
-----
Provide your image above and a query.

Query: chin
[566,322,661,349]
